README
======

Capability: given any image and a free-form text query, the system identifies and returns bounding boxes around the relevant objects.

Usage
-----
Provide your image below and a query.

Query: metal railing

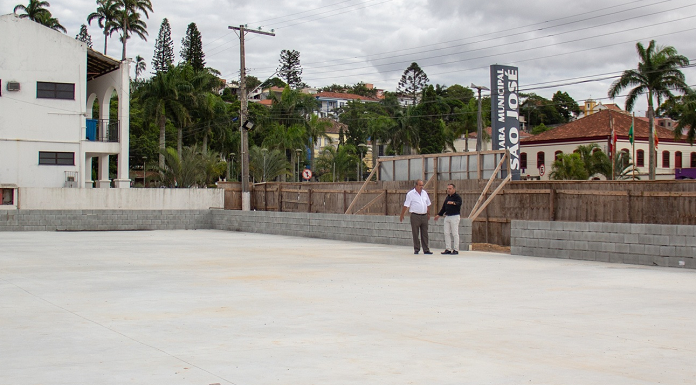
[86,119,119,142]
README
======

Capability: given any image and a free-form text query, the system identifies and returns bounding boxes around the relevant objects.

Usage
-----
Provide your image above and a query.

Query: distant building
[314,92,379,118]
[0,14,131,190]
[577,99,623,119]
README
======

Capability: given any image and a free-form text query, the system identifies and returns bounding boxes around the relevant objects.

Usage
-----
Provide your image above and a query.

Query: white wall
[17,188,225,210]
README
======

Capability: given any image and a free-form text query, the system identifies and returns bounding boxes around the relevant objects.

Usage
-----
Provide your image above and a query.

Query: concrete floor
[1,230,695,385]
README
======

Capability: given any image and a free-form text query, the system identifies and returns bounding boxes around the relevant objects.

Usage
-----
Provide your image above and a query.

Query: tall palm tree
[114,0,152,60]
[608,40,689,179]
[34,11,66,32]
[87,0,120,55]
[13,0,50,21]
[137,67,191,168]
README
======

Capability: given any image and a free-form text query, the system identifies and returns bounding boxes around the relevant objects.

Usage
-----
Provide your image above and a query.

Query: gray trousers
[410,213,429,252]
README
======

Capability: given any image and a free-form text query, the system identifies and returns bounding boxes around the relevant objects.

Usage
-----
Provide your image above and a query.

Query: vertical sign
[490,65,521,180]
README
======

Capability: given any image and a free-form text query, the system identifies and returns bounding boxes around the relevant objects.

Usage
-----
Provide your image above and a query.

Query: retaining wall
[0,209,473,252]
[212,211,472,250]
[511,220,696,269]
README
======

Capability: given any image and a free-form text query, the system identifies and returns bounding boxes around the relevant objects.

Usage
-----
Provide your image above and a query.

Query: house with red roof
[520,109,694,180]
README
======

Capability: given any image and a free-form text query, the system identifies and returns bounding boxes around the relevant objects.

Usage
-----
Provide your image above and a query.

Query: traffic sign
[302,168,313,181]
[539,164,545,176]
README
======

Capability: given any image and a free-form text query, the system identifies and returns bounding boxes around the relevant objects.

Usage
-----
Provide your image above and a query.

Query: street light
[358,144,369,181]
[471,83,490,152]
[295,149,302,182]
[261,148,268,182]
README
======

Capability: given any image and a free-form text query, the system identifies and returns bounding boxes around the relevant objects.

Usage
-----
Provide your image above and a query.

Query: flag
[628,115,634,145]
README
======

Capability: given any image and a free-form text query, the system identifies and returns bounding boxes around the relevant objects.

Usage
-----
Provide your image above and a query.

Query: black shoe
[441,250,452,254]
[424,251,433,254]
[414,251,419,254]
[452,250,459,255]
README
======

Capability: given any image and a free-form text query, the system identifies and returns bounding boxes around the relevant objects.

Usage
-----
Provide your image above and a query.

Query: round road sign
[302,168,313,180]
[539,164,546,176]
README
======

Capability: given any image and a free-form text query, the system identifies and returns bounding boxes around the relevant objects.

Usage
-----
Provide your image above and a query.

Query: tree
[13,0,50,21]
[114,0,153,60]
[575,143,611,179]
[249,146,290,182]
[608,40,689,179]
[397,62,429,105]
[552,91,580,122]
[446,84,474,104]
[260,77,287,89]
[137,66,191,168]
[134,55,146,81]
[550,153,589,180]
[315,145,358,182]
[87,0,119,54]
[180,22,205,71]
[151,18,174,73]
[521,93,563,128]
[531,123,551,135]
[75,24,93,48]
[34,12,66,33]
[277,49,303,89]
[155,146,205,188]
[673,90,696,144]
[414,85,449,154]
[305,114,333,172]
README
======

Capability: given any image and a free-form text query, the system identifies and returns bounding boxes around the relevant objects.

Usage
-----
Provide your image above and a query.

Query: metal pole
[471,83,489,152]
[142,156,147,188]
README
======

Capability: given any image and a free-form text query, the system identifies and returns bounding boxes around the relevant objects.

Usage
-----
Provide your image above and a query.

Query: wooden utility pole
[229,25,275,210]
[471,83,489,152]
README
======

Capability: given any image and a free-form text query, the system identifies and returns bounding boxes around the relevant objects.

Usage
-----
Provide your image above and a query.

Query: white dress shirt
[403,188,431,214]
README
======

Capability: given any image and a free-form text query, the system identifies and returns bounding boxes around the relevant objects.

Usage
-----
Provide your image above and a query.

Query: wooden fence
[217,179,696,246]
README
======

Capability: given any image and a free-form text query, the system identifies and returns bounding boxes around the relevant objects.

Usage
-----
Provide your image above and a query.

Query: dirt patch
[471,243,511,254]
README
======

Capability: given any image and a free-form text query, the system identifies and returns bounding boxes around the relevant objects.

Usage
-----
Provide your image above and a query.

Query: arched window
[676,152,683,168]
[662,151,670,168]
[637,150,644,167]
[691,152,696,168]
[537,152,545,168]
[621,148,629,155]
[520,152,528,169]
[555,150,563,160]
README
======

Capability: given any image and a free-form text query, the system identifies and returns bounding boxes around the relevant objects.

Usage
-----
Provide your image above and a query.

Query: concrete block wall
[212,210,472,251]
[0,210,213,231]
[511,220,696,269]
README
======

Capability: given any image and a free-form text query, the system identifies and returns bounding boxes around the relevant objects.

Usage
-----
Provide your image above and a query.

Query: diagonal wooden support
[468,152,508,218]
[354,191,386,215]
[345,160,380,214]
[469,173,511,222]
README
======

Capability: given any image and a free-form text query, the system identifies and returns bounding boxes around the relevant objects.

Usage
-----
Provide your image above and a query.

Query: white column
[84,155,93,188]
[114,59,131,188]
[96,154,110,188]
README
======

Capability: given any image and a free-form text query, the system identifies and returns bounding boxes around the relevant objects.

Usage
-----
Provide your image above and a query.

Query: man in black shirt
[434,184,462,254]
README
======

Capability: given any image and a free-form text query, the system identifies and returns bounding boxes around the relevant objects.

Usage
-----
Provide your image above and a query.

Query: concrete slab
[1,230,695,385]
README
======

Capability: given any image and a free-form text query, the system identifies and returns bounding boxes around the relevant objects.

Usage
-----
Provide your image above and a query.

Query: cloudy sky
[4,0,696,115]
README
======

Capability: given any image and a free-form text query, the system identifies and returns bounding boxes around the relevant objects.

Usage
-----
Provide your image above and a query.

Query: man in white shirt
[399,179,432,254]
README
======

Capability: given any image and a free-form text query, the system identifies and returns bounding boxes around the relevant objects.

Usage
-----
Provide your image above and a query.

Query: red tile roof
[467,127,533,140]
[314,92,379,102]
[521,109,680,144]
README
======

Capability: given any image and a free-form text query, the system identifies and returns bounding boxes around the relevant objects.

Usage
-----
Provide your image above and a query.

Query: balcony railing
[86,119,119,142]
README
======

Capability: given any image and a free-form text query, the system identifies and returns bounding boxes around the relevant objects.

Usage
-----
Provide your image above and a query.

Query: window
[37,82,75,100]
[621,148,629,155]
[520,152,527,169]
[637,150,644,167]
[554,150,563,160]
[676,152,683,168]
[39,151,74,165]
[662,151,670,168]
[691,152,696,168]
[537,152,545,168]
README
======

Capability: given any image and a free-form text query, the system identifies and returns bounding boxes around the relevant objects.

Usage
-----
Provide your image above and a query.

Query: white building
[314,91,379,118]
[520,109,694,180]
[0,14,130,192]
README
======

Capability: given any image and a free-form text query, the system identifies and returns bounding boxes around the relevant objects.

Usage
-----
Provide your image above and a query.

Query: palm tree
[13,0,51,21]
[608,40,689,179]
[550,153,589,180]
[305,114,332,171]
[155,146,205,188]
[614,151,640,180]
[34,11,66,33]
[87,0,119,55]
[134,55,146,81]
[137,67,191,168]
[249,146,290,182]
[315,144,359,181]
[673,90,696,144]
[575,143,611,179]
[114,0,152,60]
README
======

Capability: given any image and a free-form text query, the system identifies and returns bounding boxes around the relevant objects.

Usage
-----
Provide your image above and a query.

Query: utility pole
[229,25,275,211]
[471,83,489,152]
